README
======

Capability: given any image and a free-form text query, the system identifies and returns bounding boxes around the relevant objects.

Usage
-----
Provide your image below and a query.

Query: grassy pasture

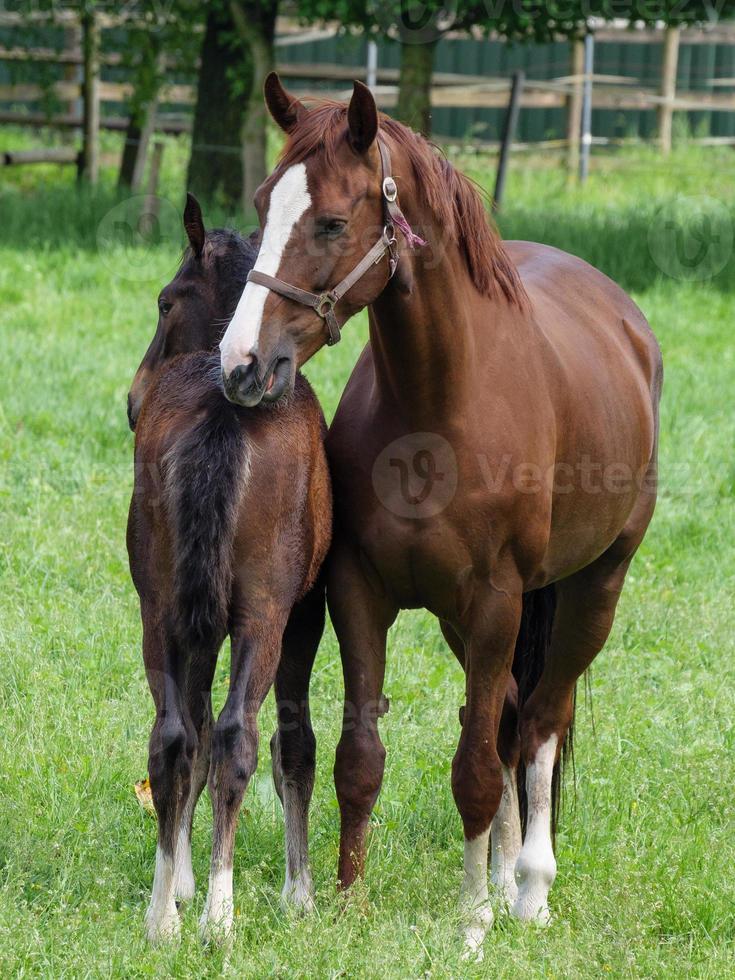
[0,134,734,977]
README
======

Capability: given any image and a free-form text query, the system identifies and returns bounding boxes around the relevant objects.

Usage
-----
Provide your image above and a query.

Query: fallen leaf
[134,777,156,818]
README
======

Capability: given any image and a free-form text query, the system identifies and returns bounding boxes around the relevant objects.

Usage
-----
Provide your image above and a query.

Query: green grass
[0,134,734,977]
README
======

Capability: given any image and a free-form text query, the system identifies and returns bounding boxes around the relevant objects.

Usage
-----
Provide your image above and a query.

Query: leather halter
[246,139,408,347]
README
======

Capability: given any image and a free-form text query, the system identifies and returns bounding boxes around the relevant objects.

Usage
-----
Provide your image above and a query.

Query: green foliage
[295,0,735,41]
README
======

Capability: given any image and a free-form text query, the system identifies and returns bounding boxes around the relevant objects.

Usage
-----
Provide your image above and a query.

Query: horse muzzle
[222,355,293,408]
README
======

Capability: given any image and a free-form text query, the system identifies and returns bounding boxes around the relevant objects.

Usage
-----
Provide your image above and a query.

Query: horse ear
[348,80,378,154]
[183,192,205,258]
[264,72,306,134]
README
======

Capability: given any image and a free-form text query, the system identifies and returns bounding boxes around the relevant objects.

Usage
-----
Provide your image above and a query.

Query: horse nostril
[230,361,256,388]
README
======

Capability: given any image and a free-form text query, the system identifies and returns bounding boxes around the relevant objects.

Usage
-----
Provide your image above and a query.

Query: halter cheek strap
[245,138,423,347]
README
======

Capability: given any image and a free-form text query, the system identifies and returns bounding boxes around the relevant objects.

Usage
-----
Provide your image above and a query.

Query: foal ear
[264,72,306,134]
[183,192,205,259]
[348,80,378,154]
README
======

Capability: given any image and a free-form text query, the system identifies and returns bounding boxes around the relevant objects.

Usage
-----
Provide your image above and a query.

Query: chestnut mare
[127,196,331,943]
[219,75,662,956]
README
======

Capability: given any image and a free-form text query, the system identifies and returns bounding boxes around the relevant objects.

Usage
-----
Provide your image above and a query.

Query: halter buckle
[315,292,337,319]
[382,176,398,202]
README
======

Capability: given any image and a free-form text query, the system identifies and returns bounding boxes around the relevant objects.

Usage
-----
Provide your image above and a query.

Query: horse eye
[318,218,347,239]
[159,301,172,316]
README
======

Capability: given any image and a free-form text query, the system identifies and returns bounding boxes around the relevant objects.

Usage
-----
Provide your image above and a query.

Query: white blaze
[219,163,311,376]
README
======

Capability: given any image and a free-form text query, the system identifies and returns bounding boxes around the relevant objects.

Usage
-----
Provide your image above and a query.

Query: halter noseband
[246,139,416,347]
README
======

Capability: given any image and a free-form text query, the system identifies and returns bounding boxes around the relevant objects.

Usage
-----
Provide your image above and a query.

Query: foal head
[127,194,257,429]
[219,75,404,408]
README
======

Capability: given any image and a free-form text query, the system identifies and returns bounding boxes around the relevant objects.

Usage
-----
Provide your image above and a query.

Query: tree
[295,0,735,136]
[230,0,279,211]
[187,2,251,209]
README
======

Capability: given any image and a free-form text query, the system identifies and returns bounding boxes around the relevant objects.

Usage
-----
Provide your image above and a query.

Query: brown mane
[278,100,527,308]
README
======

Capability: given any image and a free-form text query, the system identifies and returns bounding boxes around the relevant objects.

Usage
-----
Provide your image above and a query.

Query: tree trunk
[186,6,250,208]
[118,41,163,192]
[230,0,278,217]
[396,39,436,136]
[79,7,100,185]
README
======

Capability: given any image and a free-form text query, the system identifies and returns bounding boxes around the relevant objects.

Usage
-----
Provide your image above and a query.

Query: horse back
[128,352,331,642]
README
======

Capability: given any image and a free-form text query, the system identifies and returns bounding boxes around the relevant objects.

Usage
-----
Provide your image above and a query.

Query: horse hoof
[281,879,316,915]
[144,904,181,945]
[512,854,554,925]
[198,911,234,947]
[511,893,552,926]
[459,902,493,962]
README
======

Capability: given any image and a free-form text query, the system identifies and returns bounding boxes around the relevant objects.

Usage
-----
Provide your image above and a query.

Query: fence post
[658,26,680,156]
[366,39,378,91]
[493,70,524,212]
[566,39,585,179]
[579,32,594,183]
[79,7,100,184]
[62,21,83,130]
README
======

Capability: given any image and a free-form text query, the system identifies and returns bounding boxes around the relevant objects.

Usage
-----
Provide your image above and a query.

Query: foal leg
[143,618,195,944]
[270,582,325,912]
[199,620,282,944]
[329,543,398,889]
[173,664,218,902]
[513,546,641,924]
[453,589,522,959]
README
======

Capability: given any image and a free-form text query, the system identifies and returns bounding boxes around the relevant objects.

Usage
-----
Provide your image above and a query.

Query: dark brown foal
[127,198,331,943]
[217,76,662,958]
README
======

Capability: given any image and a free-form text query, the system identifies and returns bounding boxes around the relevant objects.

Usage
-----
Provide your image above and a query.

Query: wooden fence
[1,11,734,184]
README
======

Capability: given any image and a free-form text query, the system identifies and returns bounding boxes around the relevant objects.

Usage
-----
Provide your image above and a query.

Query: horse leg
[513,544,643,924]
[491,676,522,908]
[172,644,220,902]
[440,618,465,669]
[452,589,522,959]
[270,580,325,912]
[143,614,196,944]
[443,617,522,908]
[329,543,398,890]
[199,620,282,944]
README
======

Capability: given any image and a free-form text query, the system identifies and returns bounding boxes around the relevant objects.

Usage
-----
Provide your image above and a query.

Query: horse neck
[368,219,484,425]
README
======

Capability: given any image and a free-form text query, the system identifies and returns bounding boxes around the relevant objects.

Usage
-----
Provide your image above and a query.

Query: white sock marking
[172,819,195,901]
[220,163,311,375]
[145,846,180,943]
[459,828,493,960]
[200,864,234,943]
[281,782,315,912]
[490,764,522,906]
[512,734,558,924]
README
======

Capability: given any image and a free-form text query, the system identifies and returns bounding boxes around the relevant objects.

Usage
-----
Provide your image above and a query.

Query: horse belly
[541,398,655,581]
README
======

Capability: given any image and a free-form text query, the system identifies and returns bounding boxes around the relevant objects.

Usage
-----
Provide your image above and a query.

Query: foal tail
[164,405,247,648]
[513,584,574,838]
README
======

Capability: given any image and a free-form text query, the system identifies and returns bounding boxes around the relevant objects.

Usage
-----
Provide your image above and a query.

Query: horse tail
[513,583,573,838]
[164,406,247,649]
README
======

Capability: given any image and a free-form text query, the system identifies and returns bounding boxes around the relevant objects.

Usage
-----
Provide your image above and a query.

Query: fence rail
[1,14,734,184]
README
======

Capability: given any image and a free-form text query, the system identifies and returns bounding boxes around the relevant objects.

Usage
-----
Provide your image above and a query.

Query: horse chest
[356,512,474,616]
